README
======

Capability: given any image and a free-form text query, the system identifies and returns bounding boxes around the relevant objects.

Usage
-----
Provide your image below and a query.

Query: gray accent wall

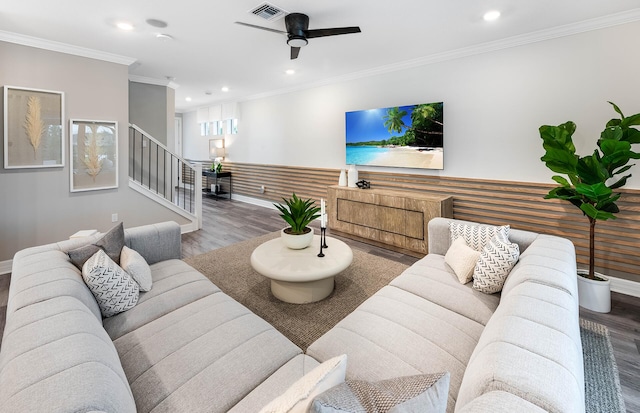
[0,41,189,262]
[129,81,175,146]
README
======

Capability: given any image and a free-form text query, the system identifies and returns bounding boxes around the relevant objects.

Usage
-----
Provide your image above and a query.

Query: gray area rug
[184,231,409,350]
[185,234,626,411]
[581,318,626,413]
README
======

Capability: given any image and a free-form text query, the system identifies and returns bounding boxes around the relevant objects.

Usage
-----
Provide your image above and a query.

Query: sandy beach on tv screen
[372,147,443,169]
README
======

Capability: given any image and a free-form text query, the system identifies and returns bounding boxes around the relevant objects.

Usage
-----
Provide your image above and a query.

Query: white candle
[321,213,326,228]
[321,198,325,216]
[324,213,328,230]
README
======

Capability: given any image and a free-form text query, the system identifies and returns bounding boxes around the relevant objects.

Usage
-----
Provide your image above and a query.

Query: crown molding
[244,8,640,103]
[0,30,137,65]
[128,75,180,89]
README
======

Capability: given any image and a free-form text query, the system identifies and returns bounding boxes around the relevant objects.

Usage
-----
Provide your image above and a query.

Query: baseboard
[180,221,199,234]
[609,276,640,298]
[231,193,277,210]
[0,259,12,275]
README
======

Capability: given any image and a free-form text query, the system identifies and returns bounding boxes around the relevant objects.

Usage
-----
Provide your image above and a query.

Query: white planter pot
[577,269,611,313]
[280,228,314,250]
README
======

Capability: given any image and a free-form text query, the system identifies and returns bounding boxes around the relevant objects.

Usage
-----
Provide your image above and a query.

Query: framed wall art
[3,86,65,168]
[70,119,118,192]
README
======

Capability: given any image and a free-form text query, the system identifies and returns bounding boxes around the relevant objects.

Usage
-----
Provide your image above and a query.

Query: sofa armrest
[124,221,181,264]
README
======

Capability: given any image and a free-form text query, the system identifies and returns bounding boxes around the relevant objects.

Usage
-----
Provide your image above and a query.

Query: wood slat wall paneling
[221,162,640,283]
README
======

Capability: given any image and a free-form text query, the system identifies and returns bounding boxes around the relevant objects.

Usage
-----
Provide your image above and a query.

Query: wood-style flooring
[0,196,637,411]
[185,197,640,413]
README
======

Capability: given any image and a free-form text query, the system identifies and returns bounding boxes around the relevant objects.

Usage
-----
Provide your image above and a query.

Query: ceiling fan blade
[305,27,361,38]
[290,46,301,60]
[234,21,286,35]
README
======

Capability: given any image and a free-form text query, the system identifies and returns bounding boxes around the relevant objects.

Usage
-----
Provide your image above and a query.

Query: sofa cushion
[449,222,509,252]
[455,269,584,412]
[120,245,153,291]
[111,291,303,413]
[82,249,140,318]
[260,354,347,413]
[0,295,135,412]
[472,236,520,294]
[311,372,450,413]
[455,391,547,412]
[307,286,485,413]
[390,254,499,325]
[444,237,480,284]
[7,246,102,321]
[103,259,220,340]
[68,222,125,269]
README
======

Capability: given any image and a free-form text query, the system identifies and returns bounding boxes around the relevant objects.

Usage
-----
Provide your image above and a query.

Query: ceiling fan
[235,13,361,60]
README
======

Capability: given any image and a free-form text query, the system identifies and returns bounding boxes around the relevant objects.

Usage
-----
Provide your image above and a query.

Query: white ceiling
[2,1,640,112]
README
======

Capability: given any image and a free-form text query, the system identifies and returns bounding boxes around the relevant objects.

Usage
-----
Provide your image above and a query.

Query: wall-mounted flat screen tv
[345,101,443,169]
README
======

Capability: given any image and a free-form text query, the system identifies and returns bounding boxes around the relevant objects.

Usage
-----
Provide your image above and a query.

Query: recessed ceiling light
[483,10,501,21]
[285,69,295,75]
[116,21,134,31]
[156,33,173,41]
[146,18,168,28]
[221,87,229,92]
[185,97,192,102]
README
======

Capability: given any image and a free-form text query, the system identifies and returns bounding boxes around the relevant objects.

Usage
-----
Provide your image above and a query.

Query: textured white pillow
[260,355,347,413]
[445,237,481,284]
[449,222,510,252]
[311,372,450,413]
[82,249,140,317]
[473,236,520,294]
[120,246,152,291]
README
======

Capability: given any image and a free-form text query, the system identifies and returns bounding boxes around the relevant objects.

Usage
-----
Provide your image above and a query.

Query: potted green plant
[274,193,321,249]
[539,102,640,312]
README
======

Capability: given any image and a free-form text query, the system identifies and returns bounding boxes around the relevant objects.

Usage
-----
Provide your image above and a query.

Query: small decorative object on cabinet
[274,193,320,249]
[338,169,347,186]
[347,164,358,187]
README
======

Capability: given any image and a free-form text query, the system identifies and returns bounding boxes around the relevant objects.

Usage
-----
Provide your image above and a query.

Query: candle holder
[318,227,327,257]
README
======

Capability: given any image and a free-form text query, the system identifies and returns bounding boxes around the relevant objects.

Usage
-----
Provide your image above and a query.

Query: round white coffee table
[250,235,353,304]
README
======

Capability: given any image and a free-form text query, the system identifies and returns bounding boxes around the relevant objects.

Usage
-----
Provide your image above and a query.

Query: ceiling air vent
[249,2,287,21]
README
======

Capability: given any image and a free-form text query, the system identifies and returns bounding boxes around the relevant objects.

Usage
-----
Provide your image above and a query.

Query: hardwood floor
[0,196,637,411]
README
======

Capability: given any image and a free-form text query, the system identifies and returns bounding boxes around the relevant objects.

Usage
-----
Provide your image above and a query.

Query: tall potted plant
[539,102,640,312]
[274,193,321,249]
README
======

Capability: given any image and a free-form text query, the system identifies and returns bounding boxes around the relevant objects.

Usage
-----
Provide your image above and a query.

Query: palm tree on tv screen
[383,103,443,147]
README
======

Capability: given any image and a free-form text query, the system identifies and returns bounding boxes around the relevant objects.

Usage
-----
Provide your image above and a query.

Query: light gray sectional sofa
[307,217,584,412]
[0,217,584,412]
[0,222,320,412]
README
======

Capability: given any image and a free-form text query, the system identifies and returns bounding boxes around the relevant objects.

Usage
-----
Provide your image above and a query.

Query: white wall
[183,20,640,189]
[0,42,189,261]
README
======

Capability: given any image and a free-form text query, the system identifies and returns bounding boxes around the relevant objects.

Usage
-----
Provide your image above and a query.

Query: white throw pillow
[473,236,520,294]
[449,222,510,252]
[260,354,347,413]
[445,237,481,284]
[82,249,140,318]
[120,246,153,291]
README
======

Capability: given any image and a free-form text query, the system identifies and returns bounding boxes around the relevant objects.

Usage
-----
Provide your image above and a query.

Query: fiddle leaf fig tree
[539,102,640,280]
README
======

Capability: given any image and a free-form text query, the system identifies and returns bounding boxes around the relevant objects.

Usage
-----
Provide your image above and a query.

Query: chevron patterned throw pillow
[82,249,140,317]
[472,236,520,294]
[449,222,510,252]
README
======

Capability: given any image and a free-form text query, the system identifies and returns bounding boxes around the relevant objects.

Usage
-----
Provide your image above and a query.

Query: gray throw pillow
[120,246,153,291]
[82,249,139,318]
[68,222,125,269]
[311,372,450,413]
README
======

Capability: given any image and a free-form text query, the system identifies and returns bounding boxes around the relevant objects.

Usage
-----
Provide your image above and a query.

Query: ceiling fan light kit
[236,12,361,60]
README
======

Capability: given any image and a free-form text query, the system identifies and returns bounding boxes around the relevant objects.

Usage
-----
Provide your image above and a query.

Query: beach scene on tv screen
[345,102,443,169]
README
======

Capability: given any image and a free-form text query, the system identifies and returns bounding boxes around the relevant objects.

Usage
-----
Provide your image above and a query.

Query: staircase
[128,124,202,231]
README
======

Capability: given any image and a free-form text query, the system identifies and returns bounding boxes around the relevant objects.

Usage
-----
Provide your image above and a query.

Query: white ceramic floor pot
[281,227,314,249]
[577,269,611,313]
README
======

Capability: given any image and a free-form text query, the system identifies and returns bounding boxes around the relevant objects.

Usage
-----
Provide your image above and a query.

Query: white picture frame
[3,86,65,168]
[70,119,118,192]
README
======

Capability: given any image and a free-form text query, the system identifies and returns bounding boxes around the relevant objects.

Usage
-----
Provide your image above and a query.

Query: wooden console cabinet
[327,186,453,257]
